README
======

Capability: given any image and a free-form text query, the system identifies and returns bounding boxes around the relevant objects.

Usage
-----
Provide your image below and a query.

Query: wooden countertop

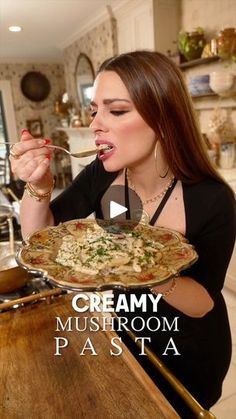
[0,294,179,419]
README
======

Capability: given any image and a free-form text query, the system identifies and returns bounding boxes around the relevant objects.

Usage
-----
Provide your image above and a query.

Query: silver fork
[46,144,98,158]
[0,142,98,158]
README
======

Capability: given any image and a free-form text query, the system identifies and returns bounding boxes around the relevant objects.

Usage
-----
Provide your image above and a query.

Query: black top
[51,158,235,298]
[50,158,236,413]
[124,168,178,225]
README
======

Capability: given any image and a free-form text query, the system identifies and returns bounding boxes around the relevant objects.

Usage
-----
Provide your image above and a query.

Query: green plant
[178,27,206,61]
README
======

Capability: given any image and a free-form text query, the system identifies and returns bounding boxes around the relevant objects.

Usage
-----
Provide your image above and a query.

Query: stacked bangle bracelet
[151,274,179,298]
[24,180,55,202]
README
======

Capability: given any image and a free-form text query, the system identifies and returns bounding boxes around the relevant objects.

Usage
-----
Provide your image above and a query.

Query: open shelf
[191,95,236,110]
[191,92,217,99]
[179,56,220,69]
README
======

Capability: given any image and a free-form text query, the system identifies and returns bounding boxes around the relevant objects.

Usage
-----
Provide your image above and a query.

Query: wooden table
[0,294,179,419]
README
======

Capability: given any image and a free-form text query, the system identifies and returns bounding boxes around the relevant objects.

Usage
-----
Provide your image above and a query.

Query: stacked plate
[188,74,213,97]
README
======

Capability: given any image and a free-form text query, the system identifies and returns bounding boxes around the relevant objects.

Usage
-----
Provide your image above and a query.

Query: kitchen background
[0,0,235,143]
[0,1,236,417]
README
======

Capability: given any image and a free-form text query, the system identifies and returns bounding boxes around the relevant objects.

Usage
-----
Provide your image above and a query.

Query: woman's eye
[90,111,97,118]
[90,109,128,118]
[110,110,128,116]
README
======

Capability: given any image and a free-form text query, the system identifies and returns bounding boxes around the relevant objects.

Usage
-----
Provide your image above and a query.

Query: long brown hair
[98,50,223,184]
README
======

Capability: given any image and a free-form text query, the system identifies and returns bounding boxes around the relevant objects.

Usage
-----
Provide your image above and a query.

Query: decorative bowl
[209,71,235,96]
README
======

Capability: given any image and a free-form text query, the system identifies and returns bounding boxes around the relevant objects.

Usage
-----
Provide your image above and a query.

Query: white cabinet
[115,0,180,55]
[115,0,155,53]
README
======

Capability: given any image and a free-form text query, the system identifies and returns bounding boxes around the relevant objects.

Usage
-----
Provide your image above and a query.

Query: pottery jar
[217,27,236,60]
[178,30,206,61]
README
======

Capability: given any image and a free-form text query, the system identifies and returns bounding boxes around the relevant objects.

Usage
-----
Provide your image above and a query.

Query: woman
[10,51,236,417]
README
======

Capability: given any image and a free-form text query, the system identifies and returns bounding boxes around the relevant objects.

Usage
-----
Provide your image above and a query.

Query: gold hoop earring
[159,126,165,139]
[154,142,169,178]
[159,167,169,178]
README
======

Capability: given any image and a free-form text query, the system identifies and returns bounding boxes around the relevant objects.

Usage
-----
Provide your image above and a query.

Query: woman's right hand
[9,129,54,191]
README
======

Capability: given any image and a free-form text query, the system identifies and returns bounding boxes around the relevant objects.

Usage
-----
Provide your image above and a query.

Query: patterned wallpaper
[0,63,65,139]
[63,17,118,110]
[0,16,117,140]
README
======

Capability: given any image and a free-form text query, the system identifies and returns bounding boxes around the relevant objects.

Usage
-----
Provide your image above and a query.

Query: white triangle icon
[110,201,128,219]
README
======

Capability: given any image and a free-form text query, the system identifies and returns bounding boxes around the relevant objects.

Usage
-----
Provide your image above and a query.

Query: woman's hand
[152,275,214,317]
[9,129,54,191]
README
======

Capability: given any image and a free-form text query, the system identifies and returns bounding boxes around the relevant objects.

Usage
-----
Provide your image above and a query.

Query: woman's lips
[96,141,115,160]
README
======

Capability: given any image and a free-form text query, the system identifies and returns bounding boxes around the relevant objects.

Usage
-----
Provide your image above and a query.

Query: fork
[0,142,98,158]
[45,144,98,158]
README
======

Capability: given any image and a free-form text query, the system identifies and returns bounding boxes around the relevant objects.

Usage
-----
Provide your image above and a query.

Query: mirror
[75,53,95,109]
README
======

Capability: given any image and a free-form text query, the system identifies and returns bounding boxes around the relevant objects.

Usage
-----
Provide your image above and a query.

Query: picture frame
[26,119,43,138]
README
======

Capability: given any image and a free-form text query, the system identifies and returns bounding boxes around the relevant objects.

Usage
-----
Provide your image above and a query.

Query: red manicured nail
[45,154,51,159]
[44,138,51,145]
[21,129,29,134]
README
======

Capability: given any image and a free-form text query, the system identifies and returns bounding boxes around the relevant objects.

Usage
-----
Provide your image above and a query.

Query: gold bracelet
[24,180,55,202]
[151,275,178,298]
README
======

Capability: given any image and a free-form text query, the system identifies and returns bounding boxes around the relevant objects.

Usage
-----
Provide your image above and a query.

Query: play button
[96,185,144,232]
[110,201,128,219]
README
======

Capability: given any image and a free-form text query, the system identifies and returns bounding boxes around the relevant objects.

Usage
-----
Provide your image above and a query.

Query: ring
[9,145,21,160]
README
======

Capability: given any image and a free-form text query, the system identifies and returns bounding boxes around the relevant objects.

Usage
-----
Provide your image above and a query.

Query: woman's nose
[89,112,108,133]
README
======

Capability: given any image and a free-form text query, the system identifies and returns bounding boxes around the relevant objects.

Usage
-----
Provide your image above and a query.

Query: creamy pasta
[55,223,163,275]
